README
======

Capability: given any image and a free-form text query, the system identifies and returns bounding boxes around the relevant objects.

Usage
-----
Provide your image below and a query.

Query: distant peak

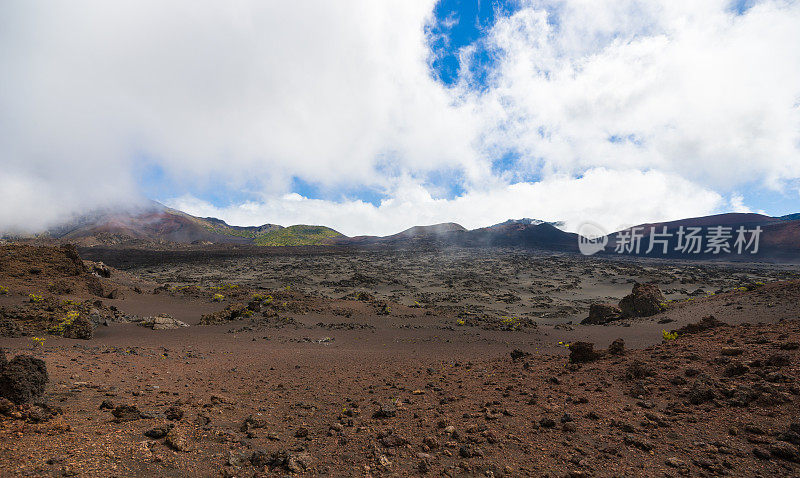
[494,218,565,228]
[396,223,466,236]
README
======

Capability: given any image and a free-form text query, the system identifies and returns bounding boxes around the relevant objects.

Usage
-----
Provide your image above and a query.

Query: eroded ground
[0,245,799,477]
[124,248,799,325]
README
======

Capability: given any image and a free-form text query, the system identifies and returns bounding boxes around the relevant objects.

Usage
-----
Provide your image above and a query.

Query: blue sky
[2,1,799,234]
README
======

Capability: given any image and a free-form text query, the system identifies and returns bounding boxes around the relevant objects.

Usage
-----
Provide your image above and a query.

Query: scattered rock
[373,403,397,419]
[665,457,685,468]
[250,450,313,473]
[769,442,800,463]
[144,424,174,439]
[608,338,625,356]
[140,315,189,330]
[510,349,530,362]
[422,436,440,449]
[0,397,15,416]
[241,414,269,432]
[0,317,23,338]
[676,315,725,335]
[539,418,556,429]
[625,360,656,380]
[624,434,654,451]
[766,354,791,367]
[0,351,49,404]
[200,304,250,325]
[459,445,483,458]
[91,262,111,278]
[722,362,749,377]
[226,450,249,467]
[379,431,408,447]
[688,376,717,405]
[618,282,665,318]
[63,315,93,340]
[165,427,190,452]
[165,406,184,421]
[23,402,61,423]
[582,303,623,325]
[753,447,772,460]
[569,342,599,363]
[112,404,142,422]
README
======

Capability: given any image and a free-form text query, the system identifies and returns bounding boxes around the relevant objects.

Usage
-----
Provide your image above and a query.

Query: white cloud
[729,193,752,213]
[0,0,481,231]
[168,168,723,236]
[468,0,800,189]
[1,1,799,234]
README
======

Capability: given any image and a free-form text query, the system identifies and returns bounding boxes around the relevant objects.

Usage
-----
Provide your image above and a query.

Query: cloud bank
[1,0,798,234]
[169,169,723,236]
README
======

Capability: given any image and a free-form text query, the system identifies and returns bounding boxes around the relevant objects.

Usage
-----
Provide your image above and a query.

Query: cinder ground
[0,245,799,477]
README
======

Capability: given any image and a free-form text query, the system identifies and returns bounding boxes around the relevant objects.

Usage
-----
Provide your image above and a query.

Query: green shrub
[49,310,79,335]
[662,329,678,341]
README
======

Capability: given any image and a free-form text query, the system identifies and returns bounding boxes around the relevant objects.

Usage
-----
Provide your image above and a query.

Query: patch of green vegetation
[211,283,239,291]
[253,225,343,246]
[49,310,79,336]
[0,285,8,295]
[662,329,678,341]
[202,225,260,238]
[251,294,273,305]
[499,316,520,331]
[28,293,43,303]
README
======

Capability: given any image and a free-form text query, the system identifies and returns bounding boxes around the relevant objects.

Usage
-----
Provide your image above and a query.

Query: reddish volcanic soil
[0,244,799,477]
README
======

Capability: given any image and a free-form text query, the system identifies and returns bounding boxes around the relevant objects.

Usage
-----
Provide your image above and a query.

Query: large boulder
[0,350,49,404]
[63,315,93,340]
[618,282,665,318]
[582,303,623,325]
[569,342,600,363]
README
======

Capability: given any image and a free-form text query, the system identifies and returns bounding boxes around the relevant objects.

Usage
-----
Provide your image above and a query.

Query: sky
[1,0,799,236]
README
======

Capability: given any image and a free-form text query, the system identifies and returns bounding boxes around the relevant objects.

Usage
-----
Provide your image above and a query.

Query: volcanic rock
[569,342,600,363]
[582,303,623,325]
[0,351,49,404]
[63,315,93,340]
[618,283,665,318]
[608,338,625,356]
[0,317,23,338]
[140,315,189,330]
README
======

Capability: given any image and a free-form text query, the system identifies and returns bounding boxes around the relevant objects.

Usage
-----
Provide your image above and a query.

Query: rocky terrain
[0,244,798,477]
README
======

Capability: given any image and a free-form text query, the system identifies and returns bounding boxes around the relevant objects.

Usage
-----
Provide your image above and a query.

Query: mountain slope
[253,225,343,246]
[601,213,800,261]
[332,221,578,251]
[38,202,340,247]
